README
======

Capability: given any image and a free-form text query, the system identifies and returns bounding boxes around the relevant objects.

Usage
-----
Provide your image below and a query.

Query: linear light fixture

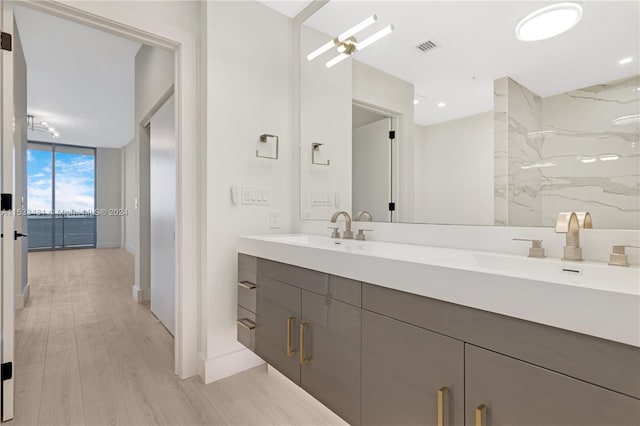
[338,15,377,42]
[356,25,394,51]
[307,15,377,62]
[309,15,394,69]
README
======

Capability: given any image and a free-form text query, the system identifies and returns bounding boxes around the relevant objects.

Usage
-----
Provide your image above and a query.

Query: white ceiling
[305,1,640,126]
[257,0,313,18]
[14,5,141,148]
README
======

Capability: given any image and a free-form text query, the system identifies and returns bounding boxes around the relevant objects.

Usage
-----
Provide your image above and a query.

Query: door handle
[14,231,27,240]
[437,387,449,426]
[299,322,310,365]
[286,316,297,356]
[475,404,487,426]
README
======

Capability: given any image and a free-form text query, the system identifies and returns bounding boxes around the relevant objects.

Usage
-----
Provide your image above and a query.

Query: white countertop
[238,234,640,348]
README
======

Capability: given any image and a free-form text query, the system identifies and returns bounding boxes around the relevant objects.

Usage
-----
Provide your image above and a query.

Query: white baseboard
[97,242,122,249]
[124,242,136,254]
[132,284,150,302]
[202,348,265,384]
[15,282,30,309]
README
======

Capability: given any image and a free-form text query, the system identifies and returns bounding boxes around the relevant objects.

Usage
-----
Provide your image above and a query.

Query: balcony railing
[27,214,96,250]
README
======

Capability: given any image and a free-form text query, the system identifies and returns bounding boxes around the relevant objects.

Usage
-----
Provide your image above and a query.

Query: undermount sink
[440,252,639,294]
[263,234,366,249]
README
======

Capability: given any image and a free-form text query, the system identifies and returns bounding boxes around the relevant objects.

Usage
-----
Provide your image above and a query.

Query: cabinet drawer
[259,258,361,306]
[238,254,257,286]
[238,281,257,313]
[237,316,256,351]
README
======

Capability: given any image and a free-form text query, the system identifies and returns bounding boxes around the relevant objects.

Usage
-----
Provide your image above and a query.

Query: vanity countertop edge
[237,234,640,348]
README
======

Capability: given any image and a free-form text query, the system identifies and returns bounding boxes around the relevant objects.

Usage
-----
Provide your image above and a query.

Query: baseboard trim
[97,242,122,249]
[203,348,265,384]
[15,282,30,309]
[132,284,150,303]
[124,243,136,254]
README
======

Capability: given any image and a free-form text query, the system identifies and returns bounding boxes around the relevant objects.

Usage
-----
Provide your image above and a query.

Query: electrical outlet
[270,209,280,229]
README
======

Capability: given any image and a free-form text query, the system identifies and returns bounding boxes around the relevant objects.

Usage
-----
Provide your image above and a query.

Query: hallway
[14,249,344,426]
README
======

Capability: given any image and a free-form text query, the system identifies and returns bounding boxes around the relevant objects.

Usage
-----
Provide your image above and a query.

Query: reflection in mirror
[299,1,640,229]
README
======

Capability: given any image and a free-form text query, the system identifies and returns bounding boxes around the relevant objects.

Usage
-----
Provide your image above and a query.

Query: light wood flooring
[13,248,346,426]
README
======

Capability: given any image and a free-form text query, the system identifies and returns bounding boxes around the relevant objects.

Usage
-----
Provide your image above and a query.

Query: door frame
[13,0,201,380]
[351,99,403,222]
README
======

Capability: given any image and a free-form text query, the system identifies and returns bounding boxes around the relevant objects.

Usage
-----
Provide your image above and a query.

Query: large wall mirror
[299,1,640,229]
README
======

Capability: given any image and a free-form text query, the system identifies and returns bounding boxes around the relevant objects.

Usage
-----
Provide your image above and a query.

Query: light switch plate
[242,186,270,205]
[311,190,334,206]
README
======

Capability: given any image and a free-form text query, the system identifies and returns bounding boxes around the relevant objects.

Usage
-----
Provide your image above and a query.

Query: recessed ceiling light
[619,57,633,65]
[516,3,582,42]
[41,121,48,126]
[437,102,446,108]
[599,154,619,162]
[580,157,597,164]
[413,99,419,105]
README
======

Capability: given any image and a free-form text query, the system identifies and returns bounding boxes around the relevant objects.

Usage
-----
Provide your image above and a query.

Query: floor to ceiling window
[27,142,96,250]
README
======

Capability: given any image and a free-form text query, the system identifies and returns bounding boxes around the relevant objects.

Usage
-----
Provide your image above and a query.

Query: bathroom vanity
[236,235,640,426]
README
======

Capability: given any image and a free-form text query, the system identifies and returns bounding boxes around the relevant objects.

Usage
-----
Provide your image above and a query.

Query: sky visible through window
[27,148,95,214]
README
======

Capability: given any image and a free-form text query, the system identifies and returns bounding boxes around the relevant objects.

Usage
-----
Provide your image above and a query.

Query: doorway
[352,102,398,223]
[1,0,198,420]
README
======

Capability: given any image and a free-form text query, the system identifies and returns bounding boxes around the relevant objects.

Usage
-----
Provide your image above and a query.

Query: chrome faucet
[555,212,583,261]
[330,211,354,239]
[354,211,373,221]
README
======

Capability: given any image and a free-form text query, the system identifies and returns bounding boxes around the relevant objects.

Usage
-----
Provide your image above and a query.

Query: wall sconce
[312,143,330,166]
[256,134,278,160]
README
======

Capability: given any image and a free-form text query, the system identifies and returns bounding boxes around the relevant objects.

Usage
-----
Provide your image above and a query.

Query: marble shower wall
[495,75,640,229]
[493,77,543,226]
[540,76,640,229]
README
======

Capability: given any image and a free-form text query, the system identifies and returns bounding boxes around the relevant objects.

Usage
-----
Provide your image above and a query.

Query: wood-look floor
[13,248,346,426]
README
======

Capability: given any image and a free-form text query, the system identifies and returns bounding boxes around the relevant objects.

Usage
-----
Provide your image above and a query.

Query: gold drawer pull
[299,322,310,365]
[437,387,448,426]
[286,316,297,356]
[237,318,255,330]
[238,281,256,290]
[475,404,487,426]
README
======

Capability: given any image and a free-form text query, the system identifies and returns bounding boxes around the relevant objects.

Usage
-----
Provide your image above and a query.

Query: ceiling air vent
[416,40,438,53]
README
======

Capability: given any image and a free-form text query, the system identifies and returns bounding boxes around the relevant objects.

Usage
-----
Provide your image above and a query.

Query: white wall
[203,0,293,383]
[133,44,175,302]
[123,138,136,253]
[96,148,123,248]
[415,111,494,225]
[300,24,352,220]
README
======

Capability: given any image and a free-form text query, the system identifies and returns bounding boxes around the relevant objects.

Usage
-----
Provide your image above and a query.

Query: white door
[149,95,176,335]
[352,117,392,222]
[0,0,17,420]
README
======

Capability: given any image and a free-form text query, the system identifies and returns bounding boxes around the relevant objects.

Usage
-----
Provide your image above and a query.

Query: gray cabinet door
[362,310,465,426]
[255,276,301,384]
[300,290,361,425]
[465,344,640,426]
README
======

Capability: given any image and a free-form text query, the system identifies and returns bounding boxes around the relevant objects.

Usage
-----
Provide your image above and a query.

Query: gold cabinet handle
[238,281,256,290]
[299,322,310,365]
[475,404,487,426]
[286,316,297,356]
[437,387,449,426]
